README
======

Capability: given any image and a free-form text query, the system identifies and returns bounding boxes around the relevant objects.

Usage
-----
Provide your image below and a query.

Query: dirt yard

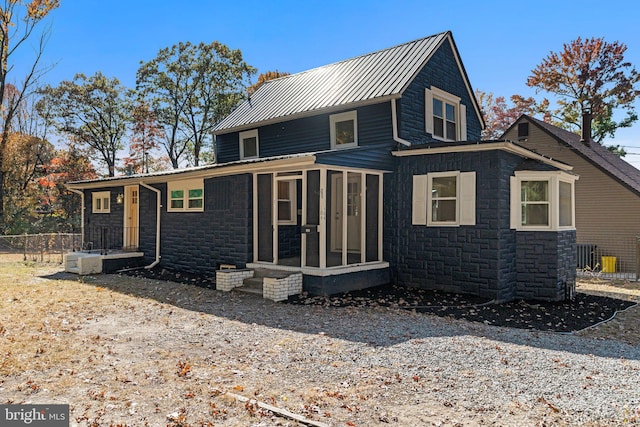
[1,258,639,426]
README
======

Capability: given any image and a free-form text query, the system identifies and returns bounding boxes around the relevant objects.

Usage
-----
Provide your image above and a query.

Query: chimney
[581,108,592,144]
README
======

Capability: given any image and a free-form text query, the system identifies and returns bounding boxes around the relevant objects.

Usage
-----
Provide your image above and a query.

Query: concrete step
[234,276,263,295]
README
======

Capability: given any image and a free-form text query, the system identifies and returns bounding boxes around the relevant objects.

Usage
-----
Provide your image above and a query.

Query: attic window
[330,111,358,149]
[518,123,529,139]
[239,129,259,159]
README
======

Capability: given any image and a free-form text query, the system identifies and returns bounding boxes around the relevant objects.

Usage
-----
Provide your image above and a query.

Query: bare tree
[0,0,59,222]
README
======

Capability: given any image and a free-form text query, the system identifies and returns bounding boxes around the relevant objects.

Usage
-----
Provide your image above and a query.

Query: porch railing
[83,226,140,254]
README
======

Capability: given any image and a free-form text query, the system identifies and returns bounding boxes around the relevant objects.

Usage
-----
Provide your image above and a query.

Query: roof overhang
[66,155,319,190]
[392,141,573,171]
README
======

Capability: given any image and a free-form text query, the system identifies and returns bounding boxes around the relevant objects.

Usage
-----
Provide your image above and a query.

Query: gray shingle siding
[399,40,482,144]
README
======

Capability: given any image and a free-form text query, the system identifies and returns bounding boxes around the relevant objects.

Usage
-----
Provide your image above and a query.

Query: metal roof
[213,31,451,134]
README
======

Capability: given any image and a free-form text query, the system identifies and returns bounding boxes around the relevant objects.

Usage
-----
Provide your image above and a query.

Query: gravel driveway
[1,262,639,426]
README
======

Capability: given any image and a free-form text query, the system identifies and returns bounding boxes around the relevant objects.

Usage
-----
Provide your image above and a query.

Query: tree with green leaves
[0,0,59,222]
[136,41,255,168]
[527,37,640,143]
[39,72,132,177]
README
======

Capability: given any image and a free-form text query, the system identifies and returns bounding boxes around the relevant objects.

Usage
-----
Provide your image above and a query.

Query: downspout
[67,187,84,249]
[390,99,409,286]
[391,99,411,147]
[139,181,162,269]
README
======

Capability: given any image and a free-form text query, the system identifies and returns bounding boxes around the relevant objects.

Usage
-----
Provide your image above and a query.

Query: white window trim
[510,171,577,231]
[276,178,297,225]
[330,110,358,149]
[412,171,476,227]
[167,179,205,212]
[239,129,259,159]
[92,191,111,214]
[425,86,467,142]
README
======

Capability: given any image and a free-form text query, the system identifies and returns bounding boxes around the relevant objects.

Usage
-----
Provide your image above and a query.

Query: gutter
[391,99,411,147]
[139,181,162,269]
[67,187,85,248]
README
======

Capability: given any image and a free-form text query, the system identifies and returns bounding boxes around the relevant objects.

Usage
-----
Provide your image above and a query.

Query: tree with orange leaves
[0,0,59,223]
[527,37,640,143]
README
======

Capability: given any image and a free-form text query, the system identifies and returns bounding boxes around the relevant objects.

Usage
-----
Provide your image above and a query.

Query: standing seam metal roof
[213,32,449,133]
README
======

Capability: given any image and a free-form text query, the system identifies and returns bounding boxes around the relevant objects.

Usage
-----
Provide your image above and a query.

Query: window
[168,179,204,212]
[518,122,529,139]
[520,181,549,226]
[510,172,577,231]
[330,111,358,149]
[277,180,296,225]
[92,191,111,214]
[412,171,476,226]
[239,129,259,159]
[425,87,467,141]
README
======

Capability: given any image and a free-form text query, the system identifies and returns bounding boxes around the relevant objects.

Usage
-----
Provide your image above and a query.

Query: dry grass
[1,257,639,426]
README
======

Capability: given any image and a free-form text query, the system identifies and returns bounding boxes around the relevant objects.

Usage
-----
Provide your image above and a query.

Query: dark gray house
[67,31,577,301]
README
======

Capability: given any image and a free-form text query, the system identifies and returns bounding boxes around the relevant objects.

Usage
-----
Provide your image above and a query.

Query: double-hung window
[425,86,467,141]
[239,129,259,159]
[412,171,476,226]
[330,111,358,149]
[92,191,111,214]
[510,171,577,230]
[168,179,205,212]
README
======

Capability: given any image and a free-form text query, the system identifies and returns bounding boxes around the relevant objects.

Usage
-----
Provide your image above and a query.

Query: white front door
[124,185,139,249]
[330,173,362,253]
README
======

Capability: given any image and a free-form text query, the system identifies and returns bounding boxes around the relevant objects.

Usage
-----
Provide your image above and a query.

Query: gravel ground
[1,261,639,426]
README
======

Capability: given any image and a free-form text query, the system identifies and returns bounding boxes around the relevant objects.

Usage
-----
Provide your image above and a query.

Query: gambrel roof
[213,31,483,134]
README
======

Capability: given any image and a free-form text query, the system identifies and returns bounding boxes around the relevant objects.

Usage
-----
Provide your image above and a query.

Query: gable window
[330,111,358,149]
[518,122,529,139]
[412,171,476,226]
[277,180,296,225]
[92,191,111,214]
[510,171,577,231]
[239,129,259,159]
[168,179,204,212]
[425,87,467,142]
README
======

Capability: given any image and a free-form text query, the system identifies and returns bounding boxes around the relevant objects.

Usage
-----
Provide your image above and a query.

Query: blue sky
[10,0,640,167]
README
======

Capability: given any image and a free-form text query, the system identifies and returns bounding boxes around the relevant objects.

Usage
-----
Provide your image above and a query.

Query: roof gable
[213,31,483,134]
[506,115,640,195]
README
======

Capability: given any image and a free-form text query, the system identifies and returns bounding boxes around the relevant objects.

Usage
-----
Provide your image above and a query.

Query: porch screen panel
[366,174,380,262]
[347,172,363,265]
[326,170,343,267]
[257,174,273,262]
[305,170,320,267]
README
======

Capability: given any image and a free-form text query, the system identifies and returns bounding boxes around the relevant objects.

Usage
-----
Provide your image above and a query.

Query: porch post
[342,170,348,266]
[319,169,327,269]
[361,172,366,264]
[252,173,258,263]
[301,170,307,268]
[378,173,384,262]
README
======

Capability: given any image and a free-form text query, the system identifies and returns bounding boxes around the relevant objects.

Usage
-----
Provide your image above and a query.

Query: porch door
[124,185,139,250]
[330,173,362,253]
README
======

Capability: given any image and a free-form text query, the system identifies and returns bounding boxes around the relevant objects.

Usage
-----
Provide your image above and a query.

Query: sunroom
[248,162,389,294]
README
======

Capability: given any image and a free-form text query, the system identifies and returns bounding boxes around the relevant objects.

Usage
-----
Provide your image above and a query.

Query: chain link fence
[0,233,81,263]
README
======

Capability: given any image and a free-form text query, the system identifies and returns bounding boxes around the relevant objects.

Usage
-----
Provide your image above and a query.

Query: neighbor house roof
[213,31,483,134]
[508,115,640,195]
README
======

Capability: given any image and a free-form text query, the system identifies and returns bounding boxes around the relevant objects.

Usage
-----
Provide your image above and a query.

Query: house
[503,114,640,276]
[66,31,577,302]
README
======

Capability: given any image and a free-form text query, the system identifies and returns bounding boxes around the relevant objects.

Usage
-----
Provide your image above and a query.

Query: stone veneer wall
[515,230,577,301]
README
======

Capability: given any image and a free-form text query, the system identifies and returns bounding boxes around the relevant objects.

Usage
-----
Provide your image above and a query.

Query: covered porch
[248,165,389,295]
